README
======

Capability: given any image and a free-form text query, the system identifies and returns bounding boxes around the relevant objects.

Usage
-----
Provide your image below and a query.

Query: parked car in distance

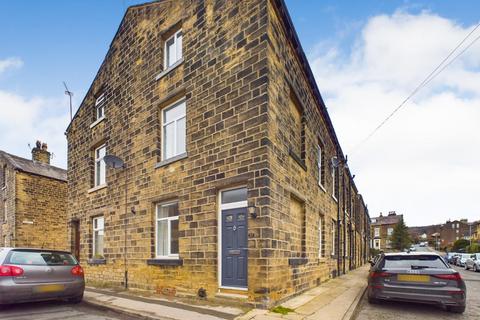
[367,252,466,313]
[0,248,85,306]
[465,253,480,272]
[445,252,458,264]
[410,246,416,251]
[419,242,426,247]
[456,254,470,267]
[451,254,461,266]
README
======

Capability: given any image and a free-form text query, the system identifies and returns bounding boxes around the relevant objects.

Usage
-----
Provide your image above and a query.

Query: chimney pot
[31,141,51,165]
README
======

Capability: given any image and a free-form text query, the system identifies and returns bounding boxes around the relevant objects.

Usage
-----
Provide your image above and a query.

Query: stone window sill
[87,258,106,265]
[288,257,308,266]
[89,116,106,129]
[155,152,188,169]
[155,58,184,81]
[146,258,183,266]
[288,148,307,171]
[88,184,107,194]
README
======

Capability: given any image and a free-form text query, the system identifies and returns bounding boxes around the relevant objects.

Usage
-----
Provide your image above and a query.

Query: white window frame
[94,145,106,187]
[317,145,325,190]
[318,217,323,258]
[164,29,183,69]
[92,216,104,257]
[155,202,180,259]
[331,220,336,256]
[374,227,380,237]
[374,239,381,249]
[332,166,337,201]
[162,98,186,161]
[95,93,105,120]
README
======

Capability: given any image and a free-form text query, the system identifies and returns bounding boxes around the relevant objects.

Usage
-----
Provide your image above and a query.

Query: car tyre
[464,264,469,270]
[67,293,84,304]
[368,296,378,304]
[447,305,466,314]
[474,265,478,272]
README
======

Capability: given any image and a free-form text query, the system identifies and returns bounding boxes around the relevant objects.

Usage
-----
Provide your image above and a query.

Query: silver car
[456,253,470,267]
[0,248,85,305]
[368,252,466,313]
[465,253,480,272]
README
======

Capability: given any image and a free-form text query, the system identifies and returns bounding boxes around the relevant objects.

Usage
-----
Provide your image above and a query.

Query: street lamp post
[104,154,133,290]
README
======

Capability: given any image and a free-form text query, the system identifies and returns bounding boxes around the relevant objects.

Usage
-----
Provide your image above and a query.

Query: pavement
[237,264,369,320]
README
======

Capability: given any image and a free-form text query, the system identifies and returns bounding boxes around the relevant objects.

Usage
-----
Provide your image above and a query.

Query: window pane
[158,203,178,219]
[170,219,179,254]
[176,117,186,155]
[157,220,168,256]
[163,122,175,159]
[221,188,247,204]
[176,31,183,60]
[97,217,104,230]
[164,101,186,123]
[166,37,175,67]
[94,231,104,256]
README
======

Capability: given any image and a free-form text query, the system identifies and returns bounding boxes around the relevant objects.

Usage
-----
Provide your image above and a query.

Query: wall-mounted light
[248,205,257,219]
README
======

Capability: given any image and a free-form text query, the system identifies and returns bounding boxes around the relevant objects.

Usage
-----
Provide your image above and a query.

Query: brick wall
[0,160,15,246]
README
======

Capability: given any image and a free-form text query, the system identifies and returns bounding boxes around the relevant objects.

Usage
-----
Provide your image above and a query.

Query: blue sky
[1,1,479,226]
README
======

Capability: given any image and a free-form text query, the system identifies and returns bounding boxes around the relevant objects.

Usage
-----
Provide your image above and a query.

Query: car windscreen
[6,250,78,266]
[380,255,448,269]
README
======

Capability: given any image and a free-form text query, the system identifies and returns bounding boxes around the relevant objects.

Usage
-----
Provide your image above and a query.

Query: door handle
[233,225,237,231]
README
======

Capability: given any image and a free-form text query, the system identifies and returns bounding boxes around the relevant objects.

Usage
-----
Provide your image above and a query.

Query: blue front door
[221,208,248,288]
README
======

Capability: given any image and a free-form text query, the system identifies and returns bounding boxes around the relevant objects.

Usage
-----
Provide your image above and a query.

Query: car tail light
[433,273,462,281]
[369,271,392,278]
[71,265,84,276]
[0,265,24,277]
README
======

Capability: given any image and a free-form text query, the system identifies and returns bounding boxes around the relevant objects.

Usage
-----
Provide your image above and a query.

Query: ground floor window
[92,216,104,258]
[374,239,380,249]
[331,219,336,256]
[156,202,179,258]
[319,216,325,258]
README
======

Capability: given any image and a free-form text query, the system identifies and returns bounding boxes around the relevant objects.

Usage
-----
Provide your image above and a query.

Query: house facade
[0,142,68,250]
[370,211,402,251]
[66,0,370,307]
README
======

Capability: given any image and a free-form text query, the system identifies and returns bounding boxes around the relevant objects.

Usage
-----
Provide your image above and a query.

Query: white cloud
[310,11,480,226]
[0,57,23,74]
[0,57,69,168]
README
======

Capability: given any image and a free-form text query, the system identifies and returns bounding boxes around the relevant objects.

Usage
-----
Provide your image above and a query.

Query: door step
[216,288,248,300]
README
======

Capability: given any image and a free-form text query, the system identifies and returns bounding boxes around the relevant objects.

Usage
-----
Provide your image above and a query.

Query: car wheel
[368,296,378,304]
[67,293,83,304]
[447,305,466,313]
[465,264,469,270]
[474,265,478,272]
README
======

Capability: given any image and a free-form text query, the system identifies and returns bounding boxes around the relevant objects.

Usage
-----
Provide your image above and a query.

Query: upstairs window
[165,30,183,69]
[94,145,106,187]
[288,90,304,159]
[156,202,179,258]
[92,216,104,258]
[95,93,105,120]
[374,227,380,237]
[162,99,186,160]
[332,166,339,200]
[317,144,325,188]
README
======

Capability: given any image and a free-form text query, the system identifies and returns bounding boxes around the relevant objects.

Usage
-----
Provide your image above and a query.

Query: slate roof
[371,214,403,226]
[0,150,67,182]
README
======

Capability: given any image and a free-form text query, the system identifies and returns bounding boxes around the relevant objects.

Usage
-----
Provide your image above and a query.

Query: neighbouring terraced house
[66,0,371,308]
[0,141,68,250]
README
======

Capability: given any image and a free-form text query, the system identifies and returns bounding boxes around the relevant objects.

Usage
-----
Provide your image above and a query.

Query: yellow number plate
[35,284,65,293]
[397,274,430,282]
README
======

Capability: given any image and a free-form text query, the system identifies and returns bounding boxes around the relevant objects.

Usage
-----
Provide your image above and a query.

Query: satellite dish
[104,155,125,169]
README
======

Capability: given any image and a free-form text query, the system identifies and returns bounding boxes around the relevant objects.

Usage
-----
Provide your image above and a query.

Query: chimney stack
[32,140,51,165]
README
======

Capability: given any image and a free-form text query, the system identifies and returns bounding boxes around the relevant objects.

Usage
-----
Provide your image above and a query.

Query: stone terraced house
[0,142,68,250]
[66,0,370,308]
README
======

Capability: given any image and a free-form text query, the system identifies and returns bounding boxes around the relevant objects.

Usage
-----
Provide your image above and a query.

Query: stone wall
[0,160,16,247]
[14,172,68,250]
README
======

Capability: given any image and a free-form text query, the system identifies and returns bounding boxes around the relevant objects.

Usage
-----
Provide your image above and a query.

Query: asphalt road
[0,300,141,320]
[355,246,480,320]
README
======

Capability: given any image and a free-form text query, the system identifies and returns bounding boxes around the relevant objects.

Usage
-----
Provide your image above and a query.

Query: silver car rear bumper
[0,278,85,304]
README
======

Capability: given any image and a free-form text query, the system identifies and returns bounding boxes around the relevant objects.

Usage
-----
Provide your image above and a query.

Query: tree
[452,239,470,252]
[390,218,411,251]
